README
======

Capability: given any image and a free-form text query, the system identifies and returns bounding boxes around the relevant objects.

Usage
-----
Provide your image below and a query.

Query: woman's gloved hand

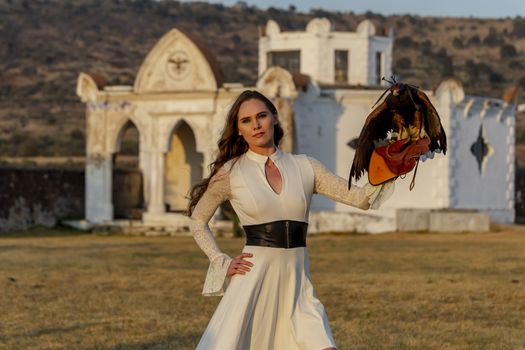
[365,180,395,210]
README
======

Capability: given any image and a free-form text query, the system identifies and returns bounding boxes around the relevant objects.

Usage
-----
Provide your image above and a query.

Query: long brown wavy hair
[187,90,284,216]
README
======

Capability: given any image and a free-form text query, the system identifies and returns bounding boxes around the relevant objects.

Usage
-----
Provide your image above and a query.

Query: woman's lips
[253,132,264,138]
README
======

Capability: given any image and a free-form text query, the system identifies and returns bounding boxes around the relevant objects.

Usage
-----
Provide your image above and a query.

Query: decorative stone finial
[306,18,331,34]
[266,20,281,36]
[435,77,465,105]
[356,19,376,36]
[76,73,101,103]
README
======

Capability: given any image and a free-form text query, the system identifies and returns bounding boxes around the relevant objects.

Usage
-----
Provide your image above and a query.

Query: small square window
[267,51,301,73]
[334,50,348,84]
[376,52,383,85]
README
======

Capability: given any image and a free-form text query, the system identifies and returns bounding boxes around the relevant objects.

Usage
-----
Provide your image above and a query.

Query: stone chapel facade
[77,18,516,233]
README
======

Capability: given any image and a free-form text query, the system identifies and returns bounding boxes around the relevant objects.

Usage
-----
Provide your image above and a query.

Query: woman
[187,90,393,349]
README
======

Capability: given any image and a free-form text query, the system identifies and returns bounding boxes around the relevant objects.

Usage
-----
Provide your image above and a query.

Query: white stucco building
[259,18,393,86]
[76,18,516,233]
[292,78,515,232]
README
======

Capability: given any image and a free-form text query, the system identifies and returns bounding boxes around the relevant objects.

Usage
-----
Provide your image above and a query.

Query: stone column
[86,153,113,223]
[146,150,166,215]
[139,150,150,209]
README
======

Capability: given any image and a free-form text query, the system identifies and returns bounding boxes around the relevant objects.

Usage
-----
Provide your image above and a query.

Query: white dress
[189,148,392,350]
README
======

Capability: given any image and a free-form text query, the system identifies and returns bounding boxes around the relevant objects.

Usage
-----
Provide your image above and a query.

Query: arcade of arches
[77,28,297,225]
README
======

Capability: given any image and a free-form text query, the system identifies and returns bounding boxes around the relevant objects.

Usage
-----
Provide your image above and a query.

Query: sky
[180,0,525,18]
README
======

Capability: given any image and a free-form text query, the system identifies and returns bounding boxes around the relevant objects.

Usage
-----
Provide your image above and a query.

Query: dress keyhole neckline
[264,158,283,195]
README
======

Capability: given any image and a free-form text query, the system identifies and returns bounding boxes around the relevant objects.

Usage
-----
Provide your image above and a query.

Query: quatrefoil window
[470,124,493,174]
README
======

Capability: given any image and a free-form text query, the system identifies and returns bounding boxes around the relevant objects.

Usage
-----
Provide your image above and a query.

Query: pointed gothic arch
[164,120,203,212]
[112,120,144,219]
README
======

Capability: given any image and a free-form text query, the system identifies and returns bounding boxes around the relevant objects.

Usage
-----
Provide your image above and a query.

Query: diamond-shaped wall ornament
[470,124,492,174]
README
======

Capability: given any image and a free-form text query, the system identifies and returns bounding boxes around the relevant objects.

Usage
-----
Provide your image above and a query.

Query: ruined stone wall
[0,167,145,232]
[0,167,84,232]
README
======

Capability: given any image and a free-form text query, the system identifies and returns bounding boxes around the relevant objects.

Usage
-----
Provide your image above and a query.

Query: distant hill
[0,0,524,161]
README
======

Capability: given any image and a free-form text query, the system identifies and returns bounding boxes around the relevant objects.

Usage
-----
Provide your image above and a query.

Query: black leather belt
[243,220,308,248]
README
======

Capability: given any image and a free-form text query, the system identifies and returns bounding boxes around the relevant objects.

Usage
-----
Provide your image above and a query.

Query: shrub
[0,85,12,98]
[395,36,417,48]
[45,114,57,125]
[452,37,464,49]
[70,129,84,140]
[500,44,517,58]
[419,40,432,54]
[403,15,417,25]
[10,130,29,146]
[465,60,493,78]
[442,58,454,76]
[396,57,412,69]
[483,28,499,47]
[513,18,525,38]
[467,35,480,46]
[395,19,406,29]
[18,138,41,156]
[489,72,505,83]
[519,76,525,89]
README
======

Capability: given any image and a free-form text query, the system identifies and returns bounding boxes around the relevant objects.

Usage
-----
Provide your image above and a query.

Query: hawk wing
[416,89,447,154]
[349,100,393,187]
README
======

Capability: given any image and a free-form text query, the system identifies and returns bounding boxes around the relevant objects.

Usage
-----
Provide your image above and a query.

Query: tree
[395,36,416,48]
[452,37,464,49]
[396,57,412,69]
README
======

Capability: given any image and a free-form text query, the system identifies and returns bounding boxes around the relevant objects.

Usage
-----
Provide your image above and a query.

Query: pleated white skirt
[196,245,337,350]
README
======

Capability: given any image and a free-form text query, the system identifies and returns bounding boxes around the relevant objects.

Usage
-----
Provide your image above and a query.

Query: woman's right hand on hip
[226,252,254,277]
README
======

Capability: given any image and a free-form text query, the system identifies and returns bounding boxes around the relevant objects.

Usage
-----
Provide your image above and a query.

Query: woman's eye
[241,119,250,123]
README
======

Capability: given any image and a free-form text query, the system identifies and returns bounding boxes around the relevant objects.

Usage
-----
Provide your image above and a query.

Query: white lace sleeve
[307,156,394,210]
[189,166,233,297]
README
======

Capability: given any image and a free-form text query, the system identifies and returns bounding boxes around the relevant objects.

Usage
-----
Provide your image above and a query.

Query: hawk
[349,79,447,187]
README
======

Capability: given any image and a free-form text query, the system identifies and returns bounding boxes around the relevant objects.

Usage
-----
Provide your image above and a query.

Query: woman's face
[237,98,277,150]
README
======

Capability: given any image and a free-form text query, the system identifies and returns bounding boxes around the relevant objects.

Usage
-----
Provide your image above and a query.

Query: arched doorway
[164,121,203,212]
[112,120,144,219]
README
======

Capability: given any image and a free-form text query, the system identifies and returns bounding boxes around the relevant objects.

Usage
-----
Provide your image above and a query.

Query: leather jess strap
[243,220,308,248]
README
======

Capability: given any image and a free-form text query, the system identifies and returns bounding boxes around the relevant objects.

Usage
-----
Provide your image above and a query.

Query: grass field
[1,228,525,350]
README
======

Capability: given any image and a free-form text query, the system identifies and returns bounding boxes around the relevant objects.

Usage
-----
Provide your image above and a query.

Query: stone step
[396,209,490,232]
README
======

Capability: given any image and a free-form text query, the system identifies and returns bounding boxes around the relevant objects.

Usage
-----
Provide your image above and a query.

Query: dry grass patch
[1,230,525,349]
